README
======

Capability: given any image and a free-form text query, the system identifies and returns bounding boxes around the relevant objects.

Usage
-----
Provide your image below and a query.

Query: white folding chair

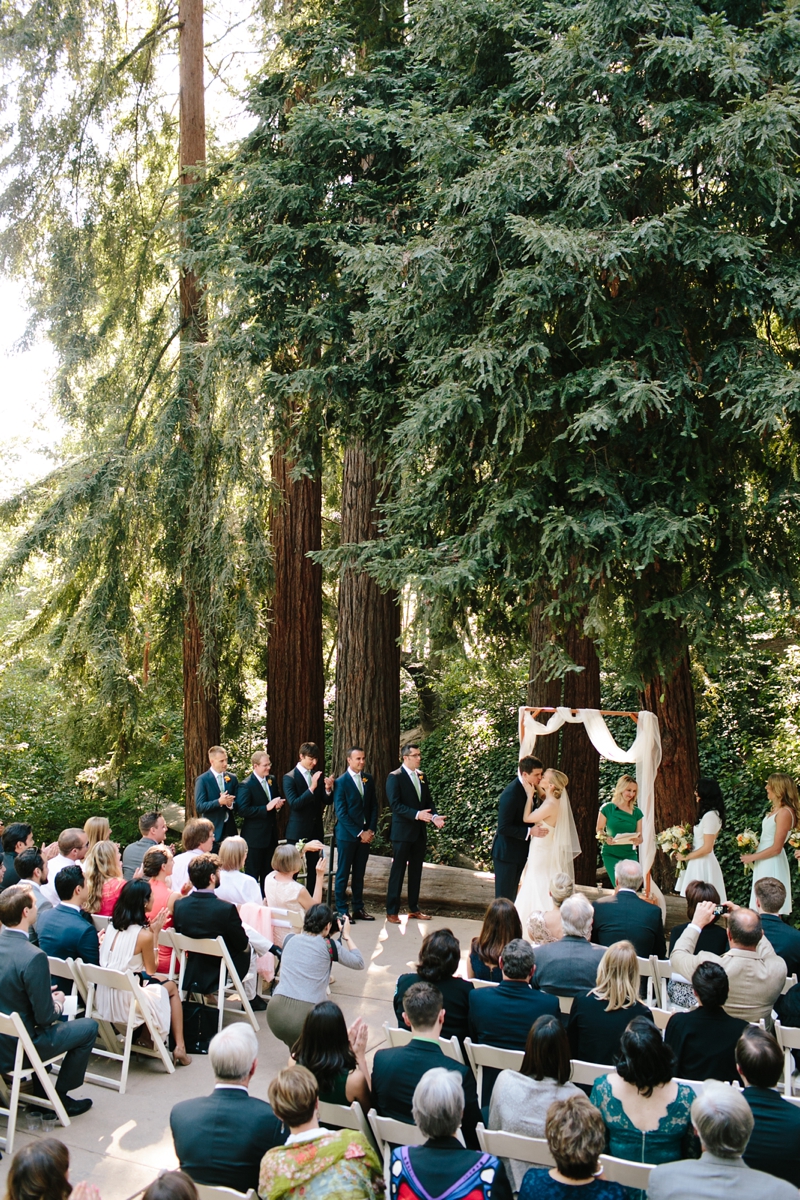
[638,956,670,1007]
[79,961,175,1093]
[369,1108,463,1194]
[570,1059,613,1088]
[470,978,499,989]
[463,1038,523,1102]
[383,1022,464,1063]
[91,914,110,932]
[774,1020,800,1096]
[195,1186,257,1200]
[158,929,180,980]
[782,974,798,995]
[172,932,259,1033]
[46,957,121,1085]
[0,1010,70,1154]
[477,1124,554,1166]
[599,1154,655,1190]
[318,1099,377,1149]
[649,1007,671,1031]
[558,994,573,1014]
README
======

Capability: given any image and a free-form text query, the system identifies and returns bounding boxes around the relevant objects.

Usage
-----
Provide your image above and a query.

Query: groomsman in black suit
[385,744,444,924]
[284,742,334,880]
[195,746,239,852]
[237,751,285,893]
[491,755,544,900]
[333,747,378,922]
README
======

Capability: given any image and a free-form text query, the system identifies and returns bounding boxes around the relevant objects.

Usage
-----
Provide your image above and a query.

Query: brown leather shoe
[386,914,402,924]
[408,911,431,920]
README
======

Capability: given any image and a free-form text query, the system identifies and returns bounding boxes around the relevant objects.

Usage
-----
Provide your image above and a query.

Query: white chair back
[195,1186,257,1200]
[91,913,110,932]
[0,1010,70,1153]
[383,1022,464,1063]
[558,994,573,1013]
[782,974,798,995]
[476,1124,655,1190]
[463,1038,523,1101]
[369,1108,463,1194]
[171,931,259,1033]
[470,978,499,989]
[649,1006,671,1031]
[318,1099,376,1149]
[775,1020,800,1096]
[570,1059,612,1088]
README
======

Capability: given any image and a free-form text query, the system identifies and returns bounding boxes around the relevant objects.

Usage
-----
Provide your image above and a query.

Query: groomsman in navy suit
[237,751,285,893]
[284,742,334,881]
[195,746,239,852]
[385,744,445,923]
[333,748,378,922]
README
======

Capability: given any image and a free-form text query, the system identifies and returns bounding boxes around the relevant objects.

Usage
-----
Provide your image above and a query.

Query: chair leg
[135,996,174,1075]
[4,1041,24,1155]
[119,1009,138,1095]
[218,960,226,1034]
[29,1054,70,1128]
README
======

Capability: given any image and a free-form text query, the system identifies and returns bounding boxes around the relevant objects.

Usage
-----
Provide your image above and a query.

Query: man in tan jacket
[671,901,786,1026]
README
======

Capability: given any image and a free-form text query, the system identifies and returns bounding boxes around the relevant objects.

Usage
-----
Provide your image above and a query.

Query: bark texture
[560,624,602,885]
[333,442,401,808]
[526,603,562,770]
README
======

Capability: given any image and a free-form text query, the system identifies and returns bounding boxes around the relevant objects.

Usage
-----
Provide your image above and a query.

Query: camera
[712,905,726,917]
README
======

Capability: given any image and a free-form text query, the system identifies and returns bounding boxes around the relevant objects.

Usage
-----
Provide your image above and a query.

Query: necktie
[354,773,364,797]
[217,773,225,792]
[261,777,271,798]
[411,770,421,799]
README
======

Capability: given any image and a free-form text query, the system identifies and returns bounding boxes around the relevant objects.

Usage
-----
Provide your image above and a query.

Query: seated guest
[467,897,522,982]
[122,810,168,881]
[84,815,111,851]
[14,847,52,924]
[170,818,215,894]
[40,828,89,906]
[667,879,728,1007]
[527,871,573,945]
[664,962,747,1083]
[390,1067,513,1200]
[394,928,474,1043]
[591,859,666,958]
[670,898,787,1025]
[172,853,252,999]
[263,842,326,947]
[83,839,125,916]
[142,846,179,974]
[267,905,365,1049]
[372,982,481,1148]
[4,1137,102,1200]
[292,1000,371,1109]
[647,1082,799,1200]
[37,865,100,965]
[754,876,800,977]
[489,1015,581,1192]
[517,1095,629,1200]
[0,822,34,892]
[567,941,653,1066]
[216,835,263,906]
[259,1065,382,1199]
[97,879,191,1065]
[736,1025,800,1186]
[171,1023,284,1192]
[532,894,605,996]
[0,885,98,1117]
[590,1018,695,1181]
[142,1174,198,1200]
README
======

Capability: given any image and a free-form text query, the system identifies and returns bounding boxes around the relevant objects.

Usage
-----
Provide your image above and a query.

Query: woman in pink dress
[142,846,182,974]
[84,839,125,916]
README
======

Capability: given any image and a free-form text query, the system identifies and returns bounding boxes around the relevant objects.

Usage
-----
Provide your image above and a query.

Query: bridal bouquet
[595,828,611,846]
[736,828,760,870]
[655,823,693,863]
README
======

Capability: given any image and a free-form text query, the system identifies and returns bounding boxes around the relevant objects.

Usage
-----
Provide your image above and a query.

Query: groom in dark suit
[385,744,444,923]
[195,746,239,852]
[284,742,334,880]
[491,755,544,900]
[237,751,285,892]
[333,747,378,922]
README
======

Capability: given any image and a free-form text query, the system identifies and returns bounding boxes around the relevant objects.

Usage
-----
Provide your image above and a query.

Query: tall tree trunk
[641,650,699,889]
[527,603,562,770]
[182,594,220,815]
[333,442,401,808]
[560,624,601,886]
[267,445,325,804]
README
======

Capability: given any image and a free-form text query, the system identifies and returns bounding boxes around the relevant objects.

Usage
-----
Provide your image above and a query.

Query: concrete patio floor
[0,913,482,1198]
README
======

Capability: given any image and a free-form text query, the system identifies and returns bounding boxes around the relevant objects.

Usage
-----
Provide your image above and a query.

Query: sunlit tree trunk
[560,624,601,886]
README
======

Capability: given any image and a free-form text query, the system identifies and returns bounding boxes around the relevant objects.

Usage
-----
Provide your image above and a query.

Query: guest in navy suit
[492,757,543,900]
[737,1025,800,1186]
[385,744,445,922]
[333,747,378,921]
[236,751,285,893]
[172,854,251,995]
[283,742,334,881]
[591,859,666,958]
[754,877,800,977]
[195,745,239,851]
[37,864,100,968]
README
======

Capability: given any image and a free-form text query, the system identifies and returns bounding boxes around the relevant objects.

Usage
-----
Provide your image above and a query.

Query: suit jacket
[334,770,378,842]
[195,769,239,841]
[284,768,330,843]
[742,1085,800,1186]
[567,992,654,1065]
[172,890,251,994]
[760,912,800,978]
[236,772,280,849]
[491,779,530,865]
[468,980,559,1050]
[663,1005,747,1084]
[591,889,666,958]
[0,852,20,892]
[37,904,100,967]
[397,1138,513,1200]
[386,766,436,843]
[122,836,158,881]
[171,1086,285,1192]
[531,936,605,997]
[670,924,786,1024]
[0,927,61,1071]
[646,1151,799,1200]
[372,1037,481,1148]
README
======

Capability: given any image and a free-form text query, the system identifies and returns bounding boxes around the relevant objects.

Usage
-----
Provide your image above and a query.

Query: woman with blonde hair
[516,768,581,932]
[217,835,263,906]
[264,841,326,947]
[743,773,798,915]
[84,839,125,915]
[84,815,111,850]
[567,941,654,1065]
[596,775,643,885]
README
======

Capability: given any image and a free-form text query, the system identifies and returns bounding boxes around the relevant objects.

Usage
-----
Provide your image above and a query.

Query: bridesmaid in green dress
[596,775,643,884]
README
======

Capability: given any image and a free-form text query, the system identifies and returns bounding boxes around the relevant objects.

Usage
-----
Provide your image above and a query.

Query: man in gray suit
[647,1082,798,1200]
[531,894,605,997]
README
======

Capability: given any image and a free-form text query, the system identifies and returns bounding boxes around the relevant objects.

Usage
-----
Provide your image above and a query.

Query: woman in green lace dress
[596,776,643,884]
[259,1066,382,1200]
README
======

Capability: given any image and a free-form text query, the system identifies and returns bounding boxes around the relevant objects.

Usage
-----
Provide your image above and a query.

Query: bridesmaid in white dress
[675,778,727,902]
[741,773,798,916]
[515,768,581,932]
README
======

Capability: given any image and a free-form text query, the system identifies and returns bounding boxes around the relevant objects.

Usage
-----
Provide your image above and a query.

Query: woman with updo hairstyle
[393,927,473,1042]
[4,1137,102,1200]
[142,845,179,974]
[527,871,574,945]
[84,838,125,915]
[264,841,326,948]
[468,897,523,981]
[567,941,654,1066]
[517,1095,628,1200]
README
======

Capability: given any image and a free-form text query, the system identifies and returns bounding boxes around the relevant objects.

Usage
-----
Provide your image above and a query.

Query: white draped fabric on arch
[518,706,663,887]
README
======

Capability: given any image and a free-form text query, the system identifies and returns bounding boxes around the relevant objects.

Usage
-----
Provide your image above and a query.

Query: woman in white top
[216,836,263,905]
[675,778,727,902]
[742,773,798,916]
[264,841,326,947]
[169,817,215,894]
[97,879,191,1065]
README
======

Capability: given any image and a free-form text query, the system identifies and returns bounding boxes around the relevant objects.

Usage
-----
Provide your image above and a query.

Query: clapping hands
[348,1016,369,1059]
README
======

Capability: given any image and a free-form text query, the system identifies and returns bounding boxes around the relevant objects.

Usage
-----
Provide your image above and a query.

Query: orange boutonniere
[417,771,425,781]
[224,774,231,782]
[361,776,368,784]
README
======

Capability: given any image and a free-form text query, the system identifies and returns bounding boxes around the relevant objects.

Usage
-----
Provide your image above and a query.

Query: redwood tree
[560,626,601,886]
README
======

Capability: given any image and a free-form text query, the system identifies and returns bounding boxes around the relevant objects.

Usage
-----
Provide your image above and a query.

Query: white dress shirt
[170,848,201,894]
[216,869,262,907]
[41,854,84,906]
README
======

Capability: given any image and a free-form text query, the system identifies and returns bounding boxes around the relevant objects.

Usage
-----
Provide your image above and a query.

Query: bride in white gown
[515,768,581,934]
